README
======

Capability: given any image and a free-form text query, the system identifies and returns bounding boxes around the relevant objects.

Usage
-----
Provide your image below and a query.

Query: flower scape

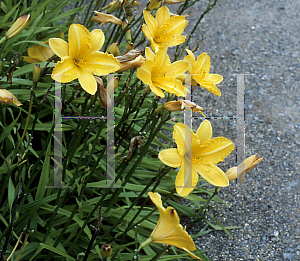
[0,1,262,261]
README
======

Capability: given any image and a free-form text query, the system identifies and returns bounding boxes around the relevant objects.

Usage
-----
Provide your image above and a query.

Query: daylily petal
[193,77,221,96]
[27,42,53,61]
[196,119,212,144]
[156,6,170,28]
[153,209,195,251]
[193,164,229,187]
[173,123,185,156]
[185,49,195,62]
[23,57,43,63]
[156,16,187,42]
[90,29,105,52]
[49,38,69,58]
[152,206,180,240]
[149,84,165,97]
[164,35,186,48]
[194,137,234,164]
[193,52,210,75]
[69,24,92,59]
[0,89,22,106]
[152,44,170,75]
[148,192,165,216]
[172,123,200,156]
[191,77,199,86]
[184,51,195,73]
[176,74,185,83]
[145,47,155,62]
[165,60,189,77]
[150,41,160,53]
[51,56,79,83]
[158,148,182,168]
[141,24,154,44]
[78,68,97,95]
[203,73,223,84]
[175,163,199,197]
[181,248,201,260]
[143,9,158,38]
[84,51,120,75]
[147,192,196,251]
[152,77,185,97]
[137,60,154,86]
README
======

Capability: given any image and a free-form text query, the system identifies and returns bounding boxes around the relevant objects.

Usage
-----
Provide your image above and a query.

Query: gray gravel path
[182,0,300,260]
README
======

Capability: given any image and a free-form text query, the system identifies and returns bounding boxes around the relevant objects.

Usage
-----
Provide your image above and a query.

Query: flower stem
[0,36,6,45]
[190,186,219,227]
[138,237,153,251]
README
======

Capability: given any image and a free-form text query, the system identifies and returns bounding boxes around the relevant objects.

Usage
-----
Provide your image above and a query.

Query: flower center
[74,58,86,67]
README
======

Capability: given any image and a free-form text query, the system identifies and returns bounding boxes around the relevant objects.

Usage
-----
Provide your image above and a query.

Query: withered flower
[92,11,122,25]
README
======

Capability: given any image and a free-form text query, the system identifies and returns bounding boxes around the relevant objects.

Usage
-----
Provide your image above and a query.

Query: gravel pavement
[181,0,300,260]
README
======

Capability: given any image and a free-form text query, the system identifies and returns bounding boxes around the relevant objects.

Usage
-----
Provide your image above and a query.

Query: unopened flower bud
[122,20,131,43]
[107,0,122,13]
[225,154,263,182]
[106,42,120,56]
[125,43,134,53]
[5,14,31,39]
[7,157,12,167]
[33,64,41,83]
[0,89,22,106]
[124,0,140,8]
[100,244,112,258]
[144,85,150,94]
[59,31,65,40]
[95,76,112,108]
[93,11,122,25]
[146,0,161,10]
[128,15,134,23]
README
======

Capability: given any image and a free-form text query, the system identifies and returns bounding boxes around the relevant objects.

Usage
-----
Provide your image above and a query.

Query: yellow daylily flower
[142,6,188,53]
[23,41,54,63]
[158,120,234,196]
[182,49,223,96]
[137,45,188,97]
[33,64,41,83]
[0,89,22,106]
[139,192,201,260]
[49,24,120,95]
[225,154,263,182]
